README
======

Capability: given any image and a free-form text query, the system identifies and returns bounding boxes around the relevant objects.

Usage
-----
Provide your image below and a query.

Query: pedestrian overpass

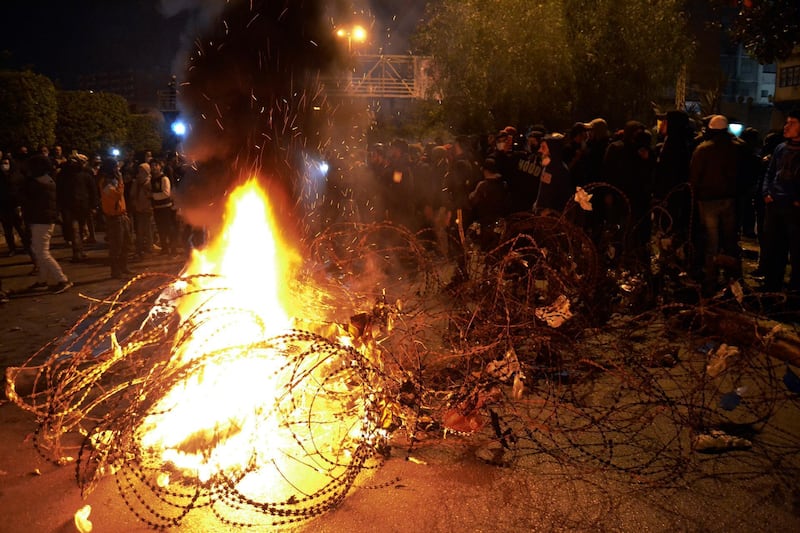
[322,54,433,99]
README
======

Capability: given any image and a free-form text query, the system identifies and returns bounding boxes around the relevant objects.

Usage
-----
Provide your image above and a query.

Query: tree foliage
[413,0,691,131]
[127,113,164,154]
[55,91,129,154]
[564,0,693,125]
[725,0,800,64]
[0,70,57,151]
[413,0,574,133]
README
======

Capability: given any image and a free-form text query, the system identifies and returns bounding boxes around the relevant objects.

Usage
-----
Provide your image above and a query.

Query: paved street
[1,232,799,532]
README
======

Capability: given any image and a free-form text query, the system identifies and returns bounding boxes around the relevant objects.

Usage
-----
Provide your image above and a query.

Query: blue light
[319,162,329,175]
[110,147,120,157]
[171,121,187,136]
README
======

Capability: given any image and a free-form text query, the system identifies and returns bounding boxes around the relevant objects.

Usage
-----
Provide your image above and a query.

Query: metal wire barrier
[6,210,800,529]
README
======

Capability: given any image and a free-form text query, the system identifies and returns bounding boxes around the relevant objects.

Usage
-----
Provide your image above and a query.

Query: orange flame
[135,179,369,502]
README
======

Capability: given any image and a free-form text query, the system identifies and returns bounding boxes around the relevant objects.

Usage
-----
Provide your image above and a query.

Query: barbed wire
[6,208,800,529]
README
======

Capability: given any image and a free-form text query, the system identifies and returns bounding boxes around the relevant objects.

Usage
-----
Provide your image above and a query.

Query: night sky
[0,0,425,89]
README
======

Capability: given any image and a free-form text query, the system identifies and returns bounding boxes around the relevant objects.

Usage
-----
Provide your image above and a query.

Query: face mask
[1,164,9,172]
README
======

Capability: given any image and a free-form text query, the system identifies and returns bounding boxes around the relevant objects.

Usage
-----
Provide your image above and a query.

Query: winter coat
[23,175,59,224]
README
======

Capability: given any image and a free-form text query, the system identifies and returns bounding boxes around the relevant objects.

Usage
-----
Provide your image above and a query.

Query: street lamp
[335,24,367,53]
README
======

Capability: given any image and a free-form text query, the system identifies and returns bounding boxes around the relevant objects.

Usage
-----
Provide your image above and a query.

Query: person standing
[761,110,800,294]
[58,153,97,262]
[689,114,743,296]
[99,159,132,278]
[129,162,154,259]
[533,133,573,215]
[22,155,72,293]
[150,159,178,255]
[469,158,511,252]
[1,155,30,257]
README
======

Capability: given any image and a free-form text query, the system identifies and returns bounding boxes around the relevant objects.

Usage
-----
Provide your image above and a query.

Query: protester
[150,159,179,256]
[689,114,742,296]
[129,162,154,259]
[22,154,72,293]
[761,110,800,295]
[99,158,132,279]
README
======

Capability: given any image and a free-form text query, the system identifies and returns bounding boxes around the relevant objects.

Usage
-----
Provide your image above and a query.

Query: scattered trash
[784,365,800,394]
[696,341,719,354]
[485,349,521,381]
[693,429,752,453]
[406,456,426,465]
[729,280,744,304]
[574,187,593,211]
[718,391,739,411]
[74,504,93,533]
[535,295,572,328]
[706,344,739,378]
[512,373,525,400]
[475,440,508,465]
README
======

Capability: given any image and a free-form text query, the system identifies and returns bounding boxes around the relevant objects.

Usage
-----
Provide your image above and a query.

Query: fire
[134,179,376,506]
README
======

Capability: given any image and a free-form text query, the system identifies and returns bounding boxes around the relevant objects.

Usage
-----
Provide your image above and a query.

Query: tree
[413,0,575,133]
[55,91,129,155]
[564,0,693,125]
[413,0,692,131]
[716,0,800,64]
[127,112,163,154]
[0,70,57,152]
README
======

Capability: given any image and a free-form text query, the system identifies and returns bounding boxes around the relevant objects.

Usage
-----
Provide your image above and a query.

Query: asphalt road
[1,234,799,532]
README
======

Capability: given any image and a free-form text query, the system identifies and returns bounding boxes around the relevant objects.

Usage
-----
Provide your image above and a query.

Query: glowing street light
[335,24,367,53]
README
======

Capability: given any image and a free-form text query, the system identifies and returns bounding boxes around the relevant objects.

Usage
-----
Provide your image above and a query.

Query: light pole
[335,24,367,53]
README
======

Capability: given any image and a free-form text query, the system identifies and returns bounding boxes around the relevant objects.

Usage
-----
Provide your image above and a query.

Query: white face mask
[1,164,9,172]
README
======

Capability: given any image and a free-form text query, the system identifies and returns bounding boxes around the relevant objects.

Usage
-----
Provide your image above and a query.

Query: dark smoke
[175,0,350,233]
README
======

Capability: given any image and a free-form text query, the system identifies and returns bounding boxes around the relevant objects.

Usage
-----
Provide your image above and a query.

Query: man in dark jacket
[58,154,97,262]
[0,155,30,257]
[689,114,742,295]
[761,109,800,293]
[469,158,511,251]
[22,155,72,293]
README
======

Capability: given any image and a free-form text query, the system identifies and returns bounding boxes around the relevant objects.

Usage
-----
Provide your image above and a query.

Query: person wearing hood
[690,114,743,295]
[602,120,655,263]
[653,110,694,263]
[58,153,97,262]
[129,162,154,259]
[99,158,132,278]
[533,133,573,214]
[469,157,511,251]
[22,154,72,293]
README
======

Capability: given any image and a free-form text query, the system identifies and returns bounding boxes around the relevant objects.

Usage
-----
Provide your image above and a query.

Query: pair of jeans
[132,211,154,255]
[762,201,800,292]
[696,198,741,289]
[30,224,68,284]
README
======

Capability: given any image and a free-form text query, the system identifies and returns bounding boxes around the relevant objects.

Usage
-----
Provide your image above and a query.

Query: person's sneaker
[49,281,73,294]
[0,291,9,304]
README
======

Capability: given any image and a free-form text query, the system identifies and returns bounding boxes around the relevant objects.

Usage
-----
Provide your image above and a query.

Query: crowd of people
[322,110,800,300]
[0,145,186,299]
[2,109,799,306]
